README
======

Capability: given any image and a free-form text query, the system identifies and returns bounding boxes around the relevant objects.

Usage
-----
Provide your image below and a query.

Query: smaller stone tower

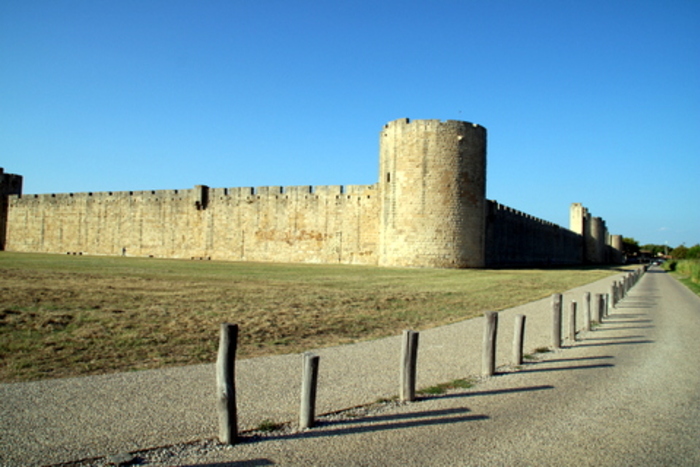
[570,202,624,264]
[610,234,624,263]
[0,168,23,250]
[378,119,487,268]
[569,203,588,236]
[588,216,607,263]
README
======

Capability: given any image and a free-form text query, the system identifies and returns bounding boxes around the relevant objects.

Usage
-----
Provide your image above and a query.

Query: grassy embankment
[1,252,621,383]
[664,259,700,295]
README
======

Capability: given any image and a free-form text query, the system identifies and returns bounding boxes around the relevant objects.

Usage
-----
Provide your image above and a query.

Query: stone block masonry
[379,119,486,268]
[0,118,624,268]
[5,184,380,265]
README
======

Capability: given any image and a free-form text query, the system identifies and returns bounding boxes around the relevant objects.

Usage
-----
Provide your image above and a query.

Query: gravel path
[3,267,697,466]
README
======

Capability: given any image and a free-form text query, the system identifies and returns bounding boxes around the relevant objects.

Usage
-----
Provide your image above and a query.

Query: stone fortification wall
[378,119,486,268]
[485,201,584,267]
[2,120,624,268]
[5,183,380,265]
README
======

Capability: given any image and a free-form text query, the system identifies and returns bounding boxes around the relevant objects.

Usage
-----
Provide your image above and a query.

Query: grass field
[0,252,620,383]
[667,259,700,296]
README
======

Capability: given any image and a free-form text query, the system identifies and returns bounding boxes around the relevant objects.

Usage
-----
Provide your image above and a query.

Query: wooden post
[482,311,498,377]
[568,301,577,342]
[513,314,526,366]
[610,283,617,309]
[552,294,562,349]
[299,352,320,429]
[604,293,610,318]
[598,294,606,321]
[616,280,621,301]
[400,330,420,402]
[593,293,602,323]
[583,292,591,332]
[216,323,238,444]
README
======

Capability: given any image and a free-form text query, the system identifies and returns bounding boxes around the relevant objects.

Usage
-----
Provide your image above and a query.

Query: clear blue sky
[1,0,698,248]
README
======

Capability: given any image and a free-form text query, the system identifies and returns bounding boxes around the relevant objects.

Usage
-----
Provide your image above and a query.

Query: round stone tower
[378,118,487,268]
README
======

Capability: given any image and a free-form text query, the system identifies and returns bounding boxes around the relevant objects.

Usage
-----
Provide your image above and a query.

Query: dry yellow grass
[0,252,619,382]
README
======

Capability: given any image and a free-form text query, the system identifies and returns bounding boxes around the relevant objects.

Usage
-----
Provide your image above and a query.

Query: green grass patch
[0,252,619,382]
[256,419,283,432]
[523,346,551,361]
[417,378,474,395]
[665,259,700,296]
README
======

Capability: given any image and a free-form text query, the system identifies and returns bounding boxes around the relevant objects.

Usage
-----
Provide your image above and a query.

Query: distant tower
[569,203,588,236]
[610,234,624,263]
[378,119,487,268]
[571,203,619,264]
[588,216,606,263]
[0,168,23,250]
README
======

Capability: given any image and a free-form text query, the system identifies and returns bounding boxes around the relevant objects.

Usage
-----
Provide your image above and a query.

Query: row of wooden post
[216,267,646,444]
[551,292,607,350]
[551,266,645,349]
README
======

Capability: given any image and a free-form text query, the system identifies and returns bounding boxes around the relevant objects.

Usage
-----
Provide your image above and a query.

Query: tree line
[622,238,700,260]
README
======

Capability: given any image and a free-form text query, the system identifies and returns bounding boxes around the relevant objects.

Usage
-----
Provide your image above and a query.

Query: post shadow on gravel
[600,313,653,321]
[517,363,615,374]
[614,301,657,309]
[243,407,490,443]
[582,335,647,341]
[593,325,654,331]
[522,355,614,365]
[181,459,274,467]
[574,339,654,348]
[427,384,555,401]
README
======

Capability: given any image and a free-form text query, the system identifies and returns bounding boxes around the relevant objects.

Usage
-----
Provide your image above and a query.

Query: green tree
[641,244,667,256]
[672,245,688,259]
[623,237,640,256]
[687,244,700,259]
